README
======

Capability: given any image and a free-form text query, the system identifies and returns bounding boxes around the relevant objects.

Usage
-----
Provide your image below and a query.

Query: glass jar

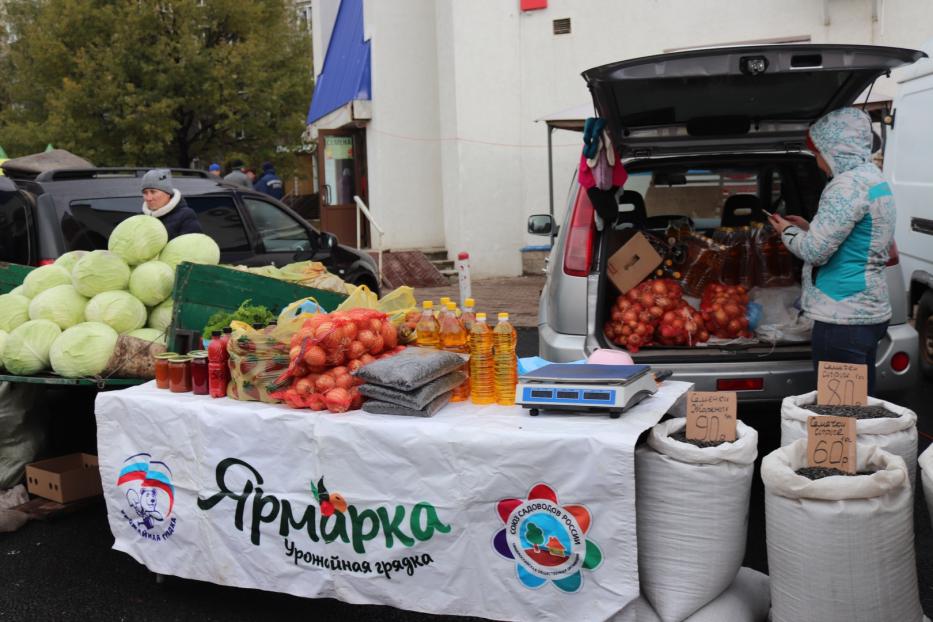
[190,351,209,395]
[168,357,192,393]
[154,352,178,389]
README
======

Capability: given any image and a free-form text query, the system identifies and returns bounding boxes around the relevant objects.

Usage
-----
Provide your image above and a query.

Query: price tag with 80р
[807,415,856,474]
[817,361,868,406]
[686,391,737,442]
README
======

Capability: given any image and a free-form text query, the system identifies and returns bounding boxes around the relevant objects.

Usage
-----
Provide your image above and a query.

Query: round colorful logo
[117,453,177,540]
[493,483,602,593]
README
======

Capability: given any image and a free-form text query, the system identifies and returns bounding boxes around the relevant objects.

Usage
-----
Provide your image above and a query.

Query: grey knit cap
[141,169,174,195]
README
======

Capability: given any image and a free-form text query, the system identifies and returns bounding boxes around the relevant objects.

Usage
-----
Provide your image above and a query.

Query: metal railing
[353,195,385,285]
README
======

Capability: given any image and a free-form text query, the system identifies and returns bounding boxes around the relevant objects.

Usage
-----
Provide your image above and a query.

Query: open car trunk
[590,154,823,363]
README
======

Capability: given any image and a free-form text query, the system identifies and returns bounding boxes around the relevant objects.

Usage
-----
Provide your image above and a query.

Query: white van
[886,39,933,379]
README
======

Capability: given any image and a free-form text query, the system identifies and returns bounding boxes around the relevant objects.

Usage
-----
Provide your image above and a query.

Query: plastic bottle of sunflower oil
[493,312,517,406]
[469,313,495,404]
[416,300,440,348]
[440,301,471,402]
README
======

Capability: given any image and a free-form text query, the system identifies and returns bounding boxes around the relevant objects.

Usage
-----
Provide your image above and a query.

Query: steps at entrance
[422,248,457,282]
[378,249,451,290]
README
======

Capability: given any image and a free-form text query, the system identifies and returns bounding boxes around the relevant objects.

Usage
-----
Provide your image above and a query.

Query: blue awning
[307,0,371,126]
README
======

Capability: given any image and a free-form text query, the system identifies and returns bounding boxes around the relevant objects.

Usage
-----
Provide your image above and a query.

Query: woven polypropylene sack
[780,391,917,488]
[919,444,933,528]
[635,418,758,622]
[763,440,921,622]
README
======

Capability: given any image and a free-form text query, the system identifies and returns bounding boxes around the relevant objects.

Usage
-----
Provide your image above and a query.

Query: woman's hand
[768,212,792,234]
[784,215,810,231]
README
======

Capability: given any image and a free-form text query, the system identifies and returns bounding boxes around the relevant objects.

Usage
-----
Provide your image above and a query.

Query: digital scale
[516,364,662,418]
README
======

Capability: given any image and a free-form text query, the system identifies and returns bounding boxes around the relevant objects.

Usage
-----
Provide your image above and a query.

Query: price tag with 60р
[817,361,868,406]
[807,415,856,474]
[686,391,737,442]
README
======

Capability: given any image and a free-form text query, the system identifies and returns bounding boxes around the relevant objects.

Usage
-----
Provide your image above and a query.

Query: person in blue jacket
[141,168,203,239]
[254,161,284,199]
[769,107,895,394]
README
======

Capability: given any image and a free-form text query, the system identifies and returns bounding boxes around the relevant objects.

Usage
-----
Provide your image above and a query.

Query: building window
[552,18,571,35]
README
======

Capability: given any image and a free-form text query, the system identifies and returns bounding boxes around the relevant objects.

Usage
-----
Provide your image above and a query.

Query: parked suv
[0,168,380,293]
[531,44,925,401]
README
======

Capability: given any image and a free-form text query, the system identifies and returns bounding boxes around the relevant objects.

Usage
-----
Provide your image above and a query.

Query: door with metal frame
[318,129,369,248]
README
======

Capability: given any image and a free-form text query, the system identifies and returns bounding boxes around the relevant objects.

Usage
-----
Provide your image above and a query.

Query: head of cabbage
[109,215,169,266]
[2,319,61,375]
[9,285,26,297]
[71,250,131,297]
[49,322,118,378]
[0,293,31,332]
[0,329,7,368]
[54,250,89,273]
[147,298,173,332]
[27,284,88,329]
[85,291,148,334]
[23,264,72,298]
[159,233,220,269]
[127,327,167,345]
[128,261,174,306]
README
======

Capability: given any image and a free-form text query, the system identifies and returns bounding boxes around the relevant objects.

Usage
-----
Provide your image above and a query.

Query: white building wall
[311,0,341,79]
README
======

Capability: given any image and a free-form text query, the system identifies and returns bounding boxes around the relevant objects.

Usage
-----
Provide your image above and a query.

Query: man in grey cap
[223,159,252,189]
[141,169,202,239]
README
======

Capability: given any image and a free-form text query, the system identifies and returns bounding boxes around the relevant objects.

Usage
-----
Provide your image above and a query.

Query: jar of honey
[154,352,178,389]
[190,351,209,395]
[168,356,192,393]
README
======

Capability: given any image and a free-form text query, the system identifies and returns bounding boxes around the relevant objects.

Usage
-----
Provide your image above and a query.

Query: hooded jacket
[781,107,894,325]
[254,167,284,199]
[142,190,203,240]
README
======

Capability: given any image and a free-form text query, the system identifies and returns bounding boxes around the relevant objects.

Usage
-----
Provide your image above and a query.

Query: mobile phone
[760,207,773,218]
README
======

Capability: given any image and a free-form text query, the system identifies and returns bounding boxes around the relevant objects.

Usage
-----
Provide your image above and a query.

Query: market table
[95,380,692,622]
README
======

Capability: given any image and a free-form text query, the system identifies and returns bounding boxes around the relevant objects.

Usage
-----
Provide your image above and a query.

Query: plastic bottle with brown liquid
[469,313,495,404]
[416,300,440,348]
[440,301,470,402]
[736,226,756,289]
[493,312,517,406]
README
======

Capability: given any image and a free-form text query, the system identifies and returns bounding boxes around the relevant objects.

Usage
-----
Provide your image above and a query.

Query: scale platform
[516,364,659,418]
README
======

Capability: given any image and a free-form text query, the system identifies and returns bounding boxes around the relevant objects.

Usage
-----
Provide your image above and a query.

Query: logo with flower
[493,483,602,592]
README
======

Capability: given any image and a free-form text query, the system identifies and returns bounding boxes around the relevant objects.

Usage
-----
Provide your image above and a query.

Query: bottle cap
[458,252,470,260]
[476,312,486,321]
[422,300,433,309]
[212,331,221,337]
[498,312,509,320]
[465,298,475,307]
[446,302,456,310]
[440,297,450,305]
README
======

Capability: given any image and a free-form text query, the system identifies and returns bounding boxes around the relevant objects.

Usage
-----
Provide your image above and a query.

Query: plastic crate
[0,262,35,294]
[167,262,347,352]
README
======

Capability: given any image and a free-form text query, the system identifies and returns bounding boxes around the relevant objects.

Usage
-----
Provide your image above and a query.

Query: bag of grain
[780,391,917,488]
[636,418,758,622]
[763,440,921,622]
[919,444,933,527]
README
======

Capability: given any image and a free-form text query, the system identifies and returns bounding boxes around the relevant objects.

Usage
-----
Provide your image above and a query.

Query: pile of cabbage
[0,216,220,377]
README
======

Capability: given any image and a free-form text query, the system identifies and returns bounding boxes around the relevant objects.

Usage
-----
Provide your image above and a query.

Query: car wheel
[917,290,933,380]
[351,273,380,296]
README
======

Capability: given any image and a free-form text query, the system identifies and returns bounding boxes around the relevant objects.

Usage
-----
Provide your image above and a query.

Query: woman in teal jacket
[769,107,895,394]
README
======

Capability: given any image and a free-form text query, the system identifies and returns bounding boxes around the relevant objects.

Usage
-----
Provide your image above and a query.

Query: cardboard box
[26,453,102,504]
[606,231,663,294]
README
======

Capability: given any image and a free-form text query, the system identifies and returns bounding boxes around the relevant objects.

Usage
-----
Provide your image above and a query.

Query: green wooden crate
[167,262,347,350]
[0,262,35,294]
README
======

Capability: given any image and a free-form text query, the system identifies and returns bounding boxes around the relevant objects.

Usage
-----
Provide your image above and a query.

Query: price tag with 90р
[817,361,868,406]
[686,391,737,442]
[807,415,856,474]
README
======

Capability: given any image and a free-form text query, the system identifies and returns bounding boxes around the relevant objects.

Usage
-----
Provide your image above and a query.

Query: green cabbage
[128,261,175,306]
[71,250,131,297]
[23,265,72,298]
[9,285,26,297]
[2,319,61,375]
[27,285,88,329]
[0,329,7,367]
[127,327,166,345]
[147,298,173,332]
[0,294,31,332]
[49,321,118,378]
[159,233,221,269]
[84,291,147,334]
[108,215,169,265]
[54,250,89,273]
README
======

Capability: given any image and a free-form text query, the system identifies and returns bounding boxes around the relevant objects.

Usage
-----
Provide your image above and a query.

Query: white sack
[780,391,917,488]
[636,418,758,622]
[919,444,933,528]
[762,440,921,622]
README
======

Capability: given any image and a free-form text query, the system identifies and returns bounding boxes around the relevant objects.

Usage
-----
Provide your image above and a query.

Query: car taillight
[716,378,764,391]
[891,352,909,373]
[886,241,899,267]
[563,190,595,277]
[37,259,56,266]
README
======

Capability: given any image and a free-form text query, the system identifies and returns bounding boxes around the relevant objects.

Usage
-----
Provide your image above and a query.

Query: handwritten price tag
[817,362,868,406]
[686,391,737,442]
[807,415,856,474]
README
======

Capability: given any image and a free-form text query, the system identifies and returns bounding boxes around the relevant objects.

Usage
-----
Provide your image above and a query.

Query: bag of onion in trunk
[762,440,921,622]
[780,391,917,488]
[604,278,709,353]
[635,417,758,622]
[919,444,933,527]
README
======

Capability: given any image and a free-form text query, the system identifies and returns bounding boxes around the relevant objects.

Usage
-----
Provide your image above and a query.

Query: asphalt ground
[1,327,931,621]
